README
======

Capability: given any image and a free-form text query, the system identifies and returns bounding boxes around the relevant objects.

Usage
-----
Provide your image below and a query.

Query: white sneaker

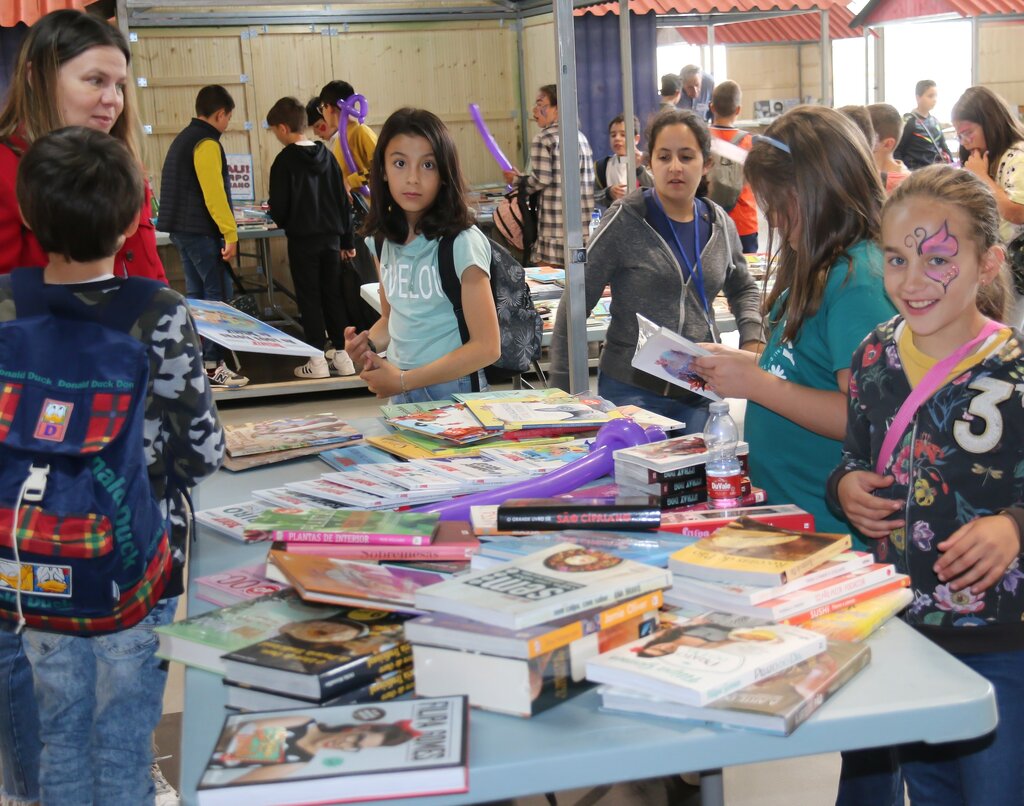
[295,355,330,379]
[206,361,249,388]
[152,761,180,806]
[331,350,357,376]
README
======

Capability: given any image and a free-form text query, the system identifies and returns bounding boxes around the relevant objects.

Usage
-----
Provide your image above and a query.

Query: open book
[631,314,721,401]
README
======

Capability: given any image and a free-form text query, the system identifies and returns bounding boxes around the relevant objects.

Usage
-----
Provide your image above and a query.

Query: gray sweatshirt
[549,188,763,395]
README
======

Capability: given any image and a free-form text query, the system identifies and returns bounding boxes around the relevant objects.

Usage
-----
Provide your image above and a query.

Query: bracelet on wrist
[400,370,407,393]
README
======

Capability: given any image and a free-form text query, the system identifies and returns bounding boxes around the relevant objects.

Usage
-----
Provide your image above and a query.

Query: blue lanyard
[652,191,711,319]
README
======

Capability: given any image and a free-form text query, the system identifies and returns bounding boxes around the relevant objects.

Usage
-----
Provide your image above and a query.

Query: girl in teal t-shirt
[344,108,499,402]
[693,106,899,806]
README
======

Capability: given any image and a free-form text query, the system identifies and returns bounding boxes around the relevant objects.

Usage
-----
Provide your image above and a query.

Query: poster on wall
[187,299,320,357]
[226,153,255,202]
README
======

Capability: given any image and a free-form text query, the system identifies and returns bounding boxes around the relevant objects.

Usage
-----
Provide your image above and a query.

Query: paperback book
[495,498,662,532]
[224,666,415,712]
[479,440,592,474]
[221,607,414,701]
[318,444,397,472]
[318,470,445,505]
[268,551,445,612]
[631,313,721,400]
[244,509,440,545]
[474,530,698,569]
[251,486,351,511]
[668,517,852,586]
[799,587,913,642]
[194,563,289,608]
[598,639,870,735]
[155,590,336,675]
[272,521,479,562]
[585,611,828,707]
[195,501,273,543]
[464,396,622,432]
[413,542,672,629]
[282,478,386,509]
[196,696,468,805]
[385,403,494,445]
[224,414,361,458]
[658,504,815,537]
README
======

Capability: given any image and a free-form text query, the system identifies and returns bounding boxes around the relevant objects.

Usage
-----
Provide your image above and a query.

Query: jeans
[0,625,41,803]
[22,597,177,806]
[286,234,347,351]
[169,232,232,363]
[390,370,487,404]
[899,648,1024,806]
[835,747,903,806]
[597,372,710,434]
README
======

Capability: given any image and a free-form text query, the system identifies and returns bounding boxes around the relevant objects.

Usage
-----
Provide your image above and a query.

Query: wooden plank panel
[978,21,1024,107]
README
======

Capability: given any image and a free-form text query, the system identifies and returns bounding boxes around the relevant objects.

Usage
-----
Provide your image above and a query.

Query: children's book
[224,666,415,713]
[631,313,721,401]
[194,563,289,608]
[585,611,828,707]
[668,517,853,586]
[221,607,413,701]
[598,639,870,736]
[419,456,533,488]
[613,405,687,434]
[413,542,672,630]
[523,266,565,284]
[385,403,495,445]
[317,471,445,505]
[357,461,463,491]
[379,400,455,419]
[318,444,397,472]
[464,397,622,432]
[224,414,361,458]
[244,509,439,546]
[195,501,273,543]
[613,433,749,475]
[268,550,445,612]
[187,298,323,359]
[479,440,592,474]
[272,521,479,562]
[799,587,913,642]
[452,388,569,403]
[251,487,352,511]
[475,530,697,568]
[658,504,814,537]
[413,611,656,718]
[282,478,385,509]
[196,696,469,805]
[155,589,336,675]
[405,589,663,659]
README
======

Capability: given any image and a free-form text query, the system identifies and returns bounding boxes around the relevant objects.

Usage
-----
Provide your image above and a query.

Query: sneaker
[331,350,357,376]
[207,361,249,388]
[295,355,330,379]
[151,761,180,806]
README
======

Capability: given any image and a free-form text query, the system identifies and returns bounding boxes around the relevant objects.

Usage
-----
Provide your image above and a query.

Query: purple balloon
[337,94,370,199]
[469,103,514,173]
[411,419,667,521]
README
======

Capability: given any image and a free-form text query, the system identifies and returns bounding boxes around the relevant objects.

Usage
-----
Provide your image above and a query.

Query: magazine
[631,313,721,401]
[195,501,273,543]
[224,414,361,458]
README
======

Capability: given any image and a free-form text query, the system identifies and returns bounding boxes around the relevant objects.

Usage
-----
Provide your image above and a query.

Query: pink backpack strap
[875,320,1004,475]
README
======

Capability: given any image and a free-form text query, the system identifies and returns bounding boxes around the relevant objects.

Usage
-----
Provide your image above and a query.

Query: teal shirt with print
[369,226,491,370]
[744,240,896,544]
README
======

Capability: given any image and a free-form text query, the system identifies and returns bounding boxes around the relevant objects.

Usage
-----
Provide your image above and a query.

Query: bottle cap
[709,401,730,414]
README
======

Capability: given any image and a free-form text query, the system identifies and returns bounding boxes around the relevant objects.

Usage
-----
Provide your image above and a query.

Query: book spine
[743,553,874,605]
[526,590,664,658]
[279,542,476,561]
[275,530,430,546]
[319,644,413,699]
[780,576,911,626]
[778,535,854,584]
[496,508,662,531]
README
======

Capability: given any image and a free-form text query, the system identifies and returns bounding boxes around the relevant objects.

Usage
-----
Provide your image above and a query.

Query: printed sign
[226,153,255,202]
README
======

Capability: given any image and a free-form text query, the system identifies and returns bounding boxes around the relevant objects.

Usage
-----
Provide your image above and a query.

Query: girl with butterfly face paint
[829,165,1024,806]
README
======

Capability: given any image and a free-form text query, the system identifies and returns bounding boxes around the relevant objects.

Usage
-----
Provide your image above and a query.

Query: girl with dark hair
[693,105,898,806]
[0,9,165,281]
[344,107,499,401]
[952,86,1024,325]
[549,108,762,431]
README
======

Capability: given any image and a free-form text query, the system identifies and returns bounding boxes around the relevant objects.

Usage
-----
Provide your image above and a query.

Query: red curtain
[1,1,94,28]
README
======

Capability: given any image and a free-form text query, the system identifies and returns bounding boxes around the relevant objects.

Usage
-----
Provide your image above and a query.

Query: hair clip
[753,134,791,155]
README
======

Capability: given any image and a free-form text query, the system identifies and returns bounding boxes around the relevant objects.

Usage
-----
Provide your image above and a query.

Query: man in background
[678,65,714,120]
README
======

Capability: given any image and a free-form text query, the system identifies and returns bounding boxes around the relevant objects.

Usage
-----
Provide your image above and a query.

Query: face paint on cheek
[924,263,960,293]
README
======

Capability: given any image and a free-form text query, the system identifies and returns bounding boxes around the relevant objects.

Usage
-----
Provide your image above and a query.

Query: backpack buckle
[22,464,50,503]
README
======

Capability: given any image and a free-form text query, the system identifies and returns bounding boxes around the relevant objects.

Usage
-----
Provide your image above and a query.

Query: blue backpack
[0,268,171,634]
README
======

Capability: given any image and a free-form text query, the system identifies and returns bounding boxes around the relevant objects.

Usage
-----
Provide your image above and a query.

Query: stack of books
[222,414,361,471]
[613,434,764,510]
[470,529,700,570]
[405,542,671,717]
[664,517,910,626]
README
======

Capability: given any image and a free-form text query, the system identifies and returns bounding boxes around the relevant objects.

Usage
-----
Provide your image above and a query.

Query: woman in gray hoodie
[550,108,763,432]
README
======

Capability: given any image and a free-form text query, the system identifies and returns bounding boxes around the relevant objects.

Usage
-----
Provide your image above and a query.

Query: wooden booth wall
[978,20,1024,111]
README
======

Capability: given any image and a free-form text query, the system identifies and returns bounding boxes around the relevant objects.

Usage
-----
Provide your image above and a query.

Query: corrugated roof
[578,0,849,15]
[671,6,863,41]
[1,1,95,27]
[853,0,1024,25]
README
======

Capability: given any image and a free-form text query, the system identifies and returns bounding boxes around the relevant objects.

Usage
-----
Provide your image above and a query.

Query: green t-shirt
[744,240,896,545]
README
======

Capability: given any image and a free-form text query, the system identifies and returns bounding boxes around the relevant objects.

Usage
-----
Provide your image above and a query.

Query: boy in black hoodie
[267,96,357,378]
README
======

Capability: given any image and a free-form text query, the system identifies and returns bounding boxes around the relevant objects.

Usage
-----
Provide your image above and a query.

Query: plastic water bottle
[703,401,743,509]
[589,209,601,238]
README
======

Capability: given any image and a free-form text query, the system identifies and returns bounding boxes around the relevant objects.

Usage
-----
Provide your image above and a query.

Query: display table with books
[180,443,998,806]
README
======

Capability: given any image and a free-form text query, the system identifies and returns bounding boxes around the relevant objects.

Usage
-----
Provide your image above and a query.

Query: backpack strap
[435,232,481,392]
[373,236,384,262]
[730,129,748,146]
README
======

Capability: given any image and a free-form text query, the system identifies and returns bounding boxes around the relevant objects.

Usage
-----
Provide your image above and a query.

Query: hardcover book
[196,696,468,805]
[495,498,662,532]
[598,639,870,735]
[405,589,663,659]
[221,608,414,701]
[413,542,672,629]
[631,313,721,401]
[613,433,749,474]
[413,611,657,717]
[194,563,288,608]
[268,551,445,612]
[155,590,337,675]
[195,501,273,543]
[385,403,494,445]
[224,414,361,458]
[658,504,815,537]
[244,509,440,545]
[585,611,828,706]
[224,666,416,712]
[668,517,852,585]
[272,521,479,562]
